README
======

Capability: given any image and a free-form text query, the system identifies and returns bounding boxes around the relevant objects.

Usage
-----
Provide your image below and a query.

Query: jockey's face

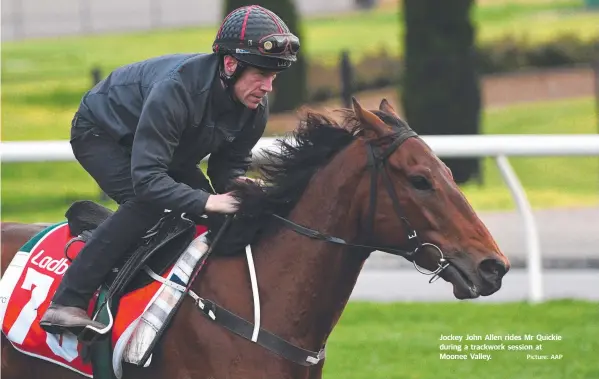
[223,55,277,109]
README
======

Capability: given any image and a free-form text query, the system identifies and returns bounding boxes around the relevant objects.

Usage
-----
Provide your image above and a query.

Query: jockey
[39,5,300,340]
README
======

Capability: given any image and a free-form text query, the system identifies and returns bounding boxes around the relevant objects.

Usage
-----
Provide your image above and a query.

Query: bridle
[272,126,450,283]
[174,124,453,366]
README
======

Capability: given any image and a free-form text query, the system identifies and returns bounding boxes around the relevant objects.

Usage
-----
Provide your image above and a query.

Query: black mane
[239,111,359,216]
[206,108,411,255]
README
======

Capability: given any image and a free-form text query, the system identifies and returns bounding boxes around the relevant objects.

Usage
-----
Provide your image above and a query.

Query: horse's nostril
[478,258,507,280]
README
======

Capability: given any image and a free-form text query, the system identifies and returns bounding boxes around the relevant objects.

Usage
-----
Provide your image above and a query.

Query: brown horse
[1,98,509,379]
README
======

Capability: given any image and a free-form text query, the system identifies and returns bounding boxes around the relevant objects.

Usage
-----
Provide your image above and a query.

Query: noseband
[273,127,450,282]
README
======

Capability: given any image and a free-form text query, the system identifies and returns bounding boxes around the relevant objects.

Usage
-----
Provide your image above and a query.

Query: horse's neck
[256,147,367,351]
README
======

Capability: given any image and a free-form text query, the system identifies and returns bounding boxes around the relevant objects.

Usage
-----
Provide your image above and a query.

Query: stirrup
[40,321,111,345]
[76,299,115,345]
[77,324,112,345]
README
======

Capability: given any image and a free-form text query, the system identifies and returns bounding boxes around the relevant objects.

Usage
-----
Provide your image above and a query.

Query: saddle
[64,200,198,296]
[61,200,202,378]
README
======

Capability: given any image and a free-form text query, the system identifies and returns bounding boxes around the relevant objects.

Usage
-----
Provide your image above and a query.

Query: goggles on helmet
[250,34,300,57]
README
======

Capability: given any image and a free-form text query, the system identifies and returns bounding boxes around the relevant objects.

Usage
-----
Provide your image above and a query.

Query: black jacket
[76,53,268,216]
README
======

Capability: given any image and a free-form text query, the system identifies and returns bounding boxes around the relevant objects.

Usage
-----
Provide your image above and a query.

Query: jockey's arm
[207,99,268,193]
[169,166,214,194]
[130,77,211,216]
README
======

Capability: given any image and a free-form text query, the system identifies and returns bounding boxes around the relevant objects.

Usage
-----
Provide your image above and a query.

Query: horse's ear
[352,97,391,138]
[379,98,400,119]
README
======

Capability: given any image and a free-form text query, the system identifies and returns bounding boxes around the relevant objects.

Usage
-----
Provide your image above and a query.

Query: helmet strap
[218,56,247,101]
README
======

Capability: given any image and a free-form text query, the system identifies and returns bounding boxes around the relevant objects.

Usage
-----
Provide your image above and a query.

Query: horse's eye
[409,175,433,191]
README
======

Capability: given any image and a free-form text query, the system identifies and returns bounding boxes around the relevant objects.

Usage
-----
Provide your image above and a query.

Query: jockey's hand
[205,193,239,214]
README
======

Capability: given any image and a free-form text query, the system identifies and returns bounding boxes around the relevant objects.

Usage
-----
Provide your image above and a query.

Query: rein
[175,126,452,367]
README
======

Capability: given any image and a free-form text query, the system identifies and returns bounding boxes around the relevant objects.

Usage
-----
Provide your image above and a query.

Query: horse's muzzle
[477,258,509,296]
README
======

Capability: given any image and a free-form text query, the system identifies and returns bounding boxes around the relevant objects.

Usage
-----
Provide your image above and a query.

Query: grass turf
[322,299,599,379]
[1,0,595,113]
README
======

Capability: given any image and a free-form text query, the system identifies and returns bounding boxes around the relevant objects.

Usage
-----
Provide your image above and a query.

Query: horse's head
[350,98,509,299]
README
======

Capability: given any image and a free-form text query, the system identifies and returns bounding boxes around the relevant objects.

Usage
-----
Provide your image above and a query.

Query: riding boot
[39,199,163,340]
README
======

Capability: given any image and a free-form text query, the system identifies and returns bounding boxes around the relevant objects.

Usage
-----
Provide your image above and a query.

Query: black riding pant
[52,114,212,309]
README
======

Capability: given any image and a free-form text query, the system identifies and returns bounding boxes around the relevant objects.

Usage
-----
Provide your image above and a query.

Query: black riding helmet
[212,5,300,86]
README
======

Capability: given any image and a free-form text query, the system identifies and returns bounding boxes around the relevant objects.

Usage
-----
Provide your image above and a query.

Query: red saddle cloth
[0,221,206,377]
